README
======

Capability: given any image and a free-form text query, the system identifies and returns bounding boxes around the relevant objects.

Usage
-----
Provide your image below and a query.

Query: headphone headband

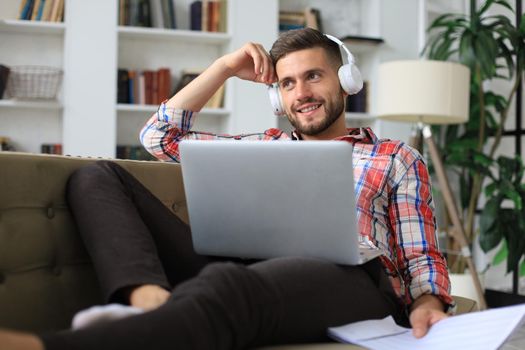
[324,34,354,65]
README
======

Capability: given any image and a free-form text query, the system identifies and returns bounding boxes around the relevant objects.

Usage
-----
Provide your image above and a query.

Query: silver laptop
[179,140,382,265]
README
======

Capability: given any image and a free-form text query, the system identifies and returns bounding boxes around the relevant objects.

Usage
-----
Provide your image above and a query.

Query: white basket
[6,65,63,100]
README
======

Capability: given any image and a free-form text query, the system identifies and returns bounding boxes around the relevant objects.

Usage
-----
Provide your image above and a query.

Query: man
[0,28,452,350]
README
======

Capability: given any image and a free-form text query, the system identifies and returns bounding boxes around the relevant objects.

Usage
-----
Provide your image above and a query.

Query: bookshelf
[0,1,66,154]
[0,0,423,156]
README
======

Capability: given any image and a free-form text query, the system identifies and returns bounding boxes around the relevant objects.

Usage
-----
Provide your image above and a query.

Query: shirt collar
[291,127,378,144]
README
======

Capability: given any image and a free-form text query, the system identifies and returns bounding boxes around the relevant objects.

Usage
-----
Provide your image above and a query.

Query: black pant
[40,161,404,350]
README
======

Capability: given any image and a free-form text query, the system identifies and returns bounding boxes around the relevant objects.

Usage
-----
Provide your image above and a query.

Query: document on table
[328,303,525,350]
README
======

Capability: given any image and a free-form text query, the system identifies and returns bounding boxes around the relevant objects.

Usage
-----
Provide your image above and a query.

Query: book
[190,1,202,30]
[149,0,164,28]
[166,0,176,28]
[30,0,41,21]
[160,0,171,28]
[328,304,525,350]
[42,0,55,21]
[128,70,136,104]
[49,0,63,22]
[346,81,368,113]
[117,69,130,104]
[156,68,172,104]
[205,83,224,109]
[0,65,10,99]
[19,0,34,20]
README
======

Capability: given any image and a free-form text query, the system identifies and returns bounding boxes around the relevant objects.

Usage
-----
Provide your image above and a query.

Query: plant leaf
[492,240,508,266]
[479,195,504,252]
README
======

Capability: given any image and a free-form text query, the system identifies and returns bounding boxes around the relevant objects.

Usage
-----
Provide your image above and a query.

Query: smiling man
[0,28,452,350]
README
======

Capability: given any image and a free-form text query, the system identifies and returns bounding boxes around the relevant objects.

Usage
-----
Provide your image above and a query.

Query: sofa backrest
[0,152,186,332]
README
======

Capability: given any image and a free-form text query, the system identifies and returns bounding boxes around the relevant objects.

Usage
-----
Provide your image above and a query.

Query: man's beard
[286,94,345,136]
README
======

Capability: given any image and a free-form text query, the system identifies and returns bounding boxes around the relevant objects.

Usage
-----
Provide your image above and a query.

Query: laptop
[179,140,382,265]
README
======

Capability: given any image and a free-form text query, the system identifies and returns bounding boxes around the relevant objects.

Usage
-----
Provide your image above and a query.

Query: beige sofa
[0,152,476,349]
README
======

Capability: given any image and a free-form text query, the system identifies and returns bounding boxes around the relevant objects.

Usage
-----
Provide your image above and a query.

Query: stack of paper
[328,304,525,350]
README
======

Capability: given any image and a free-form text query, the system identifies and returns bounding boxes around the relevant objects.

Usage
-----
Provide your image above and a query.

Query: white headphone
[268,33,363,117]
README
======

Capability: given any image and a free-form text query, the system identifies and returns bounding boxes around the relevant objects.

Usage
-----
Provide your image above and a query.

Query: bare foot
[129,284,170,311]
[0,329,44,350]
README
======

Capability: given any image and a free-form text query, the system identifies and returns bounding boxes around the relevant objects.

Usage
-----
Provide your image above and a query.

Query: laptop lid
[179,140,376,265]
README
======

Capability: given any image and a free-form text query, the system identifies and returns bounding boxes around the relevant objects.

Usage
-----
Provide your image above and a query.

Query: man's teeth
[299,105,320,113]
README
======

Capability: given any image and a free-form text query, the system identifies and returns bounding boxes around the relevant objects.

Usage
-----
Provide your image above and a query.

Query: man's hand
[409,294,448,338]
[129,284,170,311]
[166,42,276,111]
[221,42,277,84]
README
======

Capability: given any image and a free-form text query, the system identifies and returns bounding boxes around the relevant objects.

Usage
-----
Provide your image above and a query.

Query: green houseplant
[424,0,525,292]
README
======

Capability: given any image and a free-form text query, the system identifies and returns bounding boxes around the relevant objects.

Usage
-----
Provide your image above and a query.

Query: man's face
[275,47,345,137]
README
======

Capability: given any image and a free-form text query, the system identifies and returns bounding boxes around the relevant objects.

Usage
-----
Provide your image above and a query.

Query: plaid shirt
[140,103,453,310]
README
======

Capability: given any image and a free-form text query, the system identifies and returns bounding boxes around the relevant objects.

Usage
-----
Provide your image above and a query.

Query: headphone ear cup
[268,84,286,116]
[338,64,363,95]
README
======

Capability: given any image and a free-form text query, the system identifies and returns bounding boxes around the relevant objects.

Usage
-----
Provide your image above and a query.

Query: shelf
[118,26,231,45]
[340,35,384,54]
[0,99,62,110]
[116,103,230,117]
[0,19,65,35]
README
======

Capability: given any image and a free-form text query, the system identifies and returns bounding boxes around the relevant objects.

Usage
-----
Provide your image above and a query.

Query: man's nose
[294,80,312,101]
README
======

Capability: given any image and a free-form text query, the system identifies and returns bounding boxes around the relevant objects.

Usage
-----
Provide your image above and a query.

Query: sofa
[0,151,477,349]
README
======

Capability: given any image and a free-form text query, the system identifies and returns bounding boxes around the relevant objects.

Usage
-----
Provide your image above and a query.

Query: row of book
[118,68,172,106]
[119,0,176,28]
[117,68,225,108]
[279,7,322,33]
[190,0,226,32]
[18,0,65,22]
[41,143,62,155]
[118,0,226,32]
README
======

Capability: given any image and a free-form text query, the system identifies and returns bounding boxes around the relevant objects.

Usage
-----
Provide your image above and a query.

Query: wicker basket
[6,65,63,100]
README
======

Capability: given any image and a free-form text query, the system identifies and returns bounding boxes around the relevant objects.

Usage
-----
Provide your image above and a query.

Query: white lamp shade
[377,60,470,125]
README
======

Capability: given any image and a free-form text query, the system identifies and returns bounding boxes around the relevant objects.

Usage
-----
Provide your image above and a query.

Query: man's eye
[308,73,320,80]
[281,81,293,90]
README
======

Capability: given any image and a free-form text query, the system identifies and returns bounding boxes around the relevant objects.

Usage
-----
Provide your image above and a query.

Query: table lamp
[376,60,487,310]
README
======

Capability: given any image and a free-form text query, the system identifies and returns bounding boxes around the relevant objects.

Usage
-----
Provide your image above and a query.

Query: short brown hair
[269,28,342,68]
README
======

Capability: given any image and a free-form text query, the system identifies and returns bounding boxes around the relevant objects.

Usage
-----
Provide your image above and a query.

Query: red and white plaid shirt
[140,103,453,310]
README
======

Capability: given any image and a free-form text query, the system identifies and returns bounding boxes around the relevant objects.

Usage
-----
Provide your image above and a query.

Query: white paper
[328,303,525,350]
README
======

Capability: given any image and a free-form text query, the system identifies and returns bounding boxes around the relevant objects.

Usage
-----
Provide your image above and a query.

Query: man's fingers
[248,43,273,83]
[410,309,448,338]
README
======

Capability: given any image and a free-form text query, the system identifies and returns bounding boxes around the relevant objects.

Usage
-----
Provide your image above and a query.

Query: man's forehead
[275,47,330,77]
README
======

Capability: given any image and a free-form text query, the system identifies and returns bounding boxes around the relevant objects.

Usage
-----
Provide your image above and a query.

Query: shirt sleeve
[388,152,454,311]
[139,103,289,162]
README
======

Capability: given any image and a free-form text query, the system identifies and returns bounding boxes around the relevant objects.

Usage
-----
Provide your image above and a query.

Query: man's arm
[165,42,276,111]
[387,146,453,337]
[140,43,281,162]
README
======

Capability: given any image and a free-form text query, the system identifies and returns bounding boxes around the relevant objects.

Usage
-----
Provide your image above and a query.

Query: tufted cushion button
[52,266,61,276]
[47,206,55,219]
[171,202,179,212]
[0,273,5,284]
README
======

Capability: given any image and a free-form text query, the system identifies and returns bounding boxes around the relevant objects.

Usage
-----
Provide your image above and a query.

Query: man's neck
[301,115,348,141]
